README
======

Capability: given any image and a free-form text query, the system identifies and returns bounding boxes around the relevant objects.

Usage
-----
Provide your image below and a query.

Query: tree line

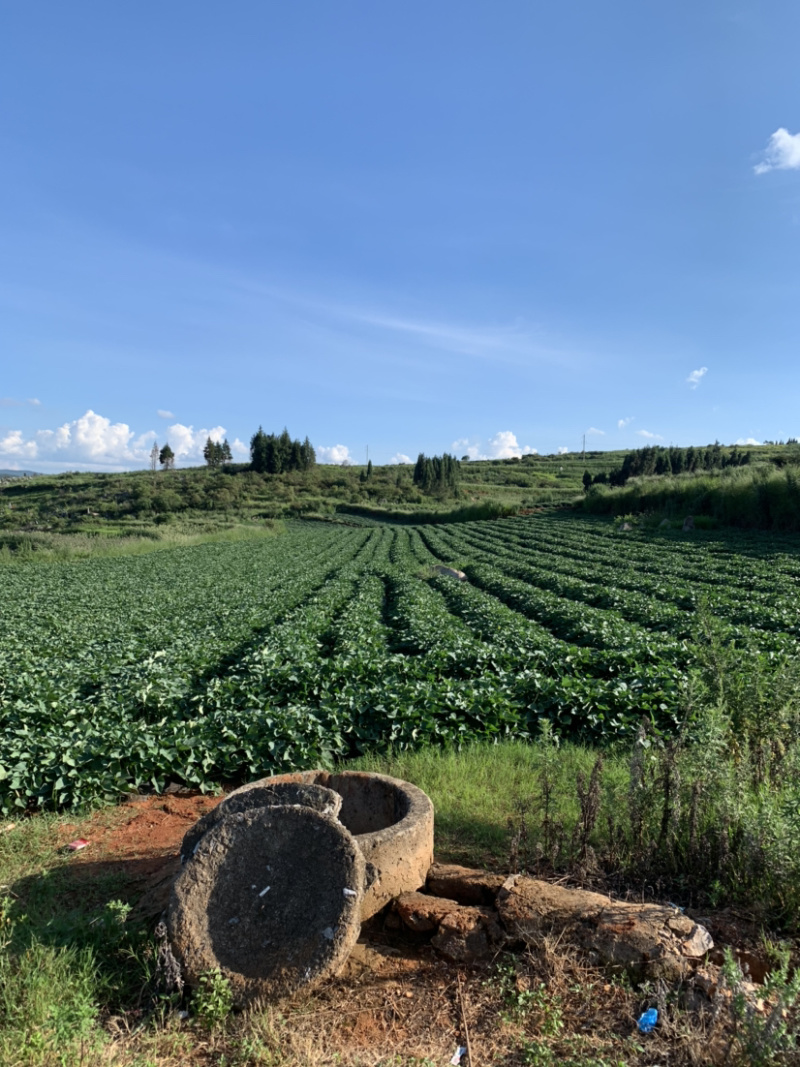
[585,443,753,490]
[413,453,460,494]
[249,428,316,474]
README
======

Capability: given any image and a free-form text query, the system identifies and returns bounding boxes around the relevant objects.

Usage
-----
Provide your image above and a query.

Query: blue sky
[1,1,799,470]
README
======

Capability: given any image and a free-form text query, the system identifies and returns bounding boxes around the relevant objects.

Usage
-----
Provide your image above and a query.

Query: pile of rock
[394,864,714,982]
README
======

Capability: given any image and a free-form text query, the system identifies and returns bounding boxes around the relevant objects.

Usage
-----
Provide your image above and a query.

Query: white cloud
[28,398,41,406]
[736,437,760,445]
[318,444,352,465]
[231,438,249,457]
[0,409,232,470]
[686,367,708,389]
[166,423,226,461]
[157,409,175,419]
[586,427,605,436]
[390,453,413,464]
[486,431,537,459]
[618,417,634,429]
[451,431,537,461]
[0,429,38,459]
[637,429,664,440]
[557,446,569,455]
[36,410,136,461]
[754,128,800,174]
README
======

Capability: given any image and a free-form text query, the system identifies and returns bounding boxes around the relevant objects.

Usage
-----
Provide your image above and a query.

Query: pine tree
[250,428,269,473]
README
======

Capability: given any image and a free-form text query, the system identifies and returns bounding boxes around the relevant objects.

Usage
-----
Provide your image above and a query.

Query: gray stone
[683,515,695,531]
[223,771,434,921]
[434,566,467,581]
[180,782,342,865]
[168,805,365,1006]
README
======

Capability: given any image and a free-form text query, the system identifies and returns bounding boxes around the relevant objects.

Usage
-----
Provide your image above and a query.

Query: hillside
[2,442,799,554]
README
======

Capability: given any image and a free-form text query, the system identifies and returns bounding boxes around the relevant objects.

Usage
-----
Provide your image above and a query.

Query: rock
[393,891,504,962]
[495,875,713,982]
[167,805,365,1006]
[620,522,633,532]
[659,518,671,528]
[434,566,467,581]
[394,891,462,932]
[431,907,504,963]
[179,782,342,864]
[426,864,506,906]
[683,515,695,531]
[680,923,714,959]
[197,770,434,922]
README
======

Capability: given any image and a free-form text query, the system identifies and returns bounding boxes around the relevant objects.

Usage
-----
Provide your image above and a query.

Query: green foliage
[250,427,315,475]
[158,443,175,470]
[412,452,460,494]
[720,943,800,1065]
[203,436,232,468]
[585,463,800,531]
[194,969,234,1030]
[2,512,800,924]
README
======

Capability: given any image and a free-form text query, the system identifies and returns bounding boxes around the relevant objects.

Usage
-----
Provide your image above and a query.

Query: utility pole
[366,445,369,466]
[582,434,586,464]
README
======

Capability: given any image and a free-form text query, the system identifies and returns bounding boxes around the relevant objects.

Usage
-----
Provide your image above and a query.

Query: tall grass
[0,521,282,564]
[584,464,800,531]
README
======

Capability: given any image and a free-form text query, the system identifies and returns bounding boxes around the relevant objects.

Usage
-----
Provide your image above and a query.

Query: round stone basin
[199,770,435,920]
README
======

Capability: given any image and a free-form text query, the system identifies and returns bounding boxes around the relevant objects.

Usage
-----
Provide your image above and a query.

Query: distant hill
[0,469,39,478]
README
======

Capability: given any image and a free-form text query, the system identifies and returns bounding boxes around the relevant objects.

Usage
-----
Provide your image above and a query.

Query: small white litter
[259,886,271,897]
[343,888,357,898]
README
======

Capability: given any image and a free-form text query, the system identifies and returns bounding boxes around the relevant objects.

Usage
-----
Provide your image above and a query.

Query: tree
[221,439,233,464]
[250,427,269,473]
[150,442,159,473]
[159,443,175,470]
[582,470,592,493]
[366,459,373,480]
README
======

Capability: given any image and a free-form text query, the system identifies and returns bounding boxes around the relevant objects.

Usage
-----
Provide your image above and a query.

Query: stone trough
[167,770,434,1006]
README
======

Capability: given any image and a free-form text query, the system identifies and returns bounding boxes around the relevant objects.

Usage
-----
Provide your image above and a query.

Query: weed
[194,968,234,1030]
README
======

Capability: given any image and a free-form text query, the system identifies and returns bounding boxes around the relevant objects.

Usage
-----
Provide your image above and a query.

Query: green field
[3,511,799,815]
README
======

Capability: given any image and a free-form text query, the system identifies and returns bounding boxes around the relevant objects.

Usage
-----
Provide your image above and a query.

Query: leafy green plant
[194,968,234,1030]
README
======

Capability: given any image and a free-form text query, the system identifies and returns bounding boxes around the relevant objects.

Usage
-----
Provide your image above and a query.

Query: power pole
[582,434,586,464]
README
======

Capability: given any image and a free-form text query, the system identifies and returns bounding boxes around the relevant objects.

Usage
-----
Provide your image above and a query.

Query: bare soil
[48,794,795,1066]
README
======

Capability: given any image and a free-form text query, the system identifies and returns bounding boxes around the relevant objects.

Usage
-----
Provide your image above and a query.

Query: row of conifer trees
[249,428,316,474]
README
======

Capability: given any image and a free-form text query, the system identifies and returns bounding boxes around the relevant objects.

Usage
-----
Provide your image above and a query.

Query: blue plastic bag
[637,1008,658,1033]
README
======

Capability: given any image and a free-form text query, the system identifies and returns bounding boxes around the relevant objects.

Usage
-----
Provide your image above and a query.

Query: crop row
[1,515,798,813]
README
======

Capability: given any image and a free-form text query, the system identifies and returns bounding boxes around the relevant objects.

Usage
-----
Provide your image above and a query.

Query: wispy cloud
[557,446,569,455]
[755,128,800,174]
[157,409,175,419]
[686,367,708,389]
[240,280,576,370]
[736,437,760,445]
[586,427,605,436]
[618,416,634,429]
[390,453,412,464]
[637,429,663,440]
